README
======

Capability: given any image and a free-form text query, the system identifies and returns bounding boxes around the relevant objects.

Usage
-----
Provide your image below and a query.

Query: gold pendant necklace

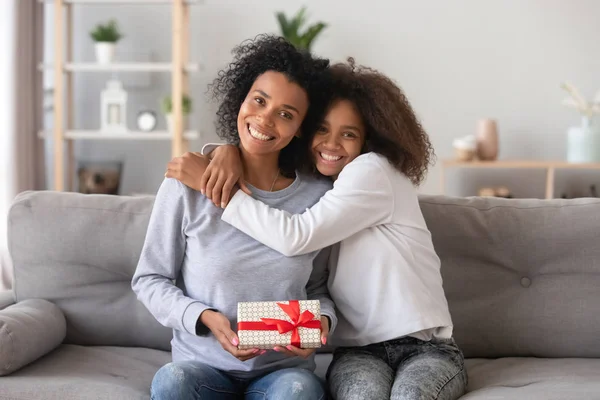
[248,169,280,192]
[269,169,280,192]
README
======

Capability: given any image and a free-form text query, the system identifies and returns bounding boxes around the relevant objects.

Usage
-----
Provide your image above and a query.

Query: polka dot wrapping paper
[237,300,322,350]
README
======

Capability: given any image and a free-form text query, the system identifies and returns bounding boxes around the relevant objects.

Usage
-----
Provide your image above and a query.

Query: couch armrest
[0,291,15,310]
[0,299,66,376]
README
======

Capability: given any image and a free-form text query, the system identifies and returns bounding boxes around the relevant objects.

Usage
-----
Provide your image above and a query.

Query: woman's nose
[257,110,275,127]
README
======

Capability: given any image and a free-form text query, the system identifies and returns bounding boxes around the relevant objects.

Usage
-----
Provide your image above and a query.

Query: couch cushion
[462,357,600,399]
[0,345,170,400]
[419,195,600,359]
[8,191,172,350]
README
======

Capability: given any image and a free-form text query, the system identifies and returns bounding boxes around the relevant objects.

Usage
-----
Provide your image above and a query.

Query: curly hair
[317,58,435,186]
[209,34,331,176]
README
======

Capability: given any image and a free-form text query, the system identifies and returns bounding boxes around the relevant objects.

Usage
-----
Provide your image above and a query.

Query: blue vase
[567,116,600,163]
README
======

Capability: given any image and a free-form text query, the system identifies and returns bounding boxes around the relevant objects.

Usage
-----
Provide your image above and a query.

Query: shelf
[39,0,201,4]
[45,0,195,191]
[38,63,201,72]
[441,159,600,199]
[442,159,600,170]
[38,130,200,140]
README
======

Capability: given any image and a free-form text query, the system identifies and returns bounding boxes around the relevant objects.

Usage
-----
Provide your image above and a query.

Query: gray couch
[1,190,599,399]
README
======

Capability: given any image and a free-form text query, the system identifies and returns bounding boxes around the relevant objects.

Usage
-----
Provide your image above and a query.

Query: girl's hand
[200,310,264,362]
[200,145,250,208]
[273,316,330,359]
[165,152,209,192]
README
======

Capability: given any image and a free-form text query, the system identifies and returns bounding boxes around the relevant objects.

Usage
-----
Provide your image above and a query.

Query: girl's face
[311,99,366,179]
[237,71,309,156]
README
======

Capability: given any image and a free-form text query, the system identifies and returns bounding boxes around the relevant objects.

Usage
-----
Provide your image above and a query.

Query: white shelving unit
[43,0,199,191]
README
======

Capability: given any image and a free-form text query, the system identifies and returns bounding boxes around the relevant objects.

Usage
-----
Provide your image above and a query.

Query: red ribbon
[237,300,321,348]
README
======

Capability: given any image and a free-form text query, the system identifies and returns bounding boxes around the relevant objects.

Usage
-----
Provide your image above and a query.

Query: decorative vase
[165,113,188,133]
[476,119,499,161]
[95,42,115,64]
[567,116,600,163]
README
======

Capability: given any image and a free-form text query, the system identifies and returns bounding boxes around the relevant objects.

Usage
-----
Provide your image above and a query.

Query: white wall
[44,0,600,197]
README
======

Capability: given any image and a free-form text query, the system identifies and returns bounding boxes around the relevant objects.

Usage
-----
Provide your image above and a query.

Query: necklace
[247,169,280,192]
[269,169,280,192]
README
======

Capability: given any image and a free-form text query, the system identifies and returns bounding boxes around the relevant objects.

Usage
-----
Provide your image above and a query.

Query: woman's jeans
[327,336,467,400]
[151,361,326,400]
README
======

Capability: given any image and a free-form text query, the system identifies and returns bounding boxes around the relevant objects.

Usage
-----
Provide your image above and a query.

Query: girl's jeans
[327,336,467,400]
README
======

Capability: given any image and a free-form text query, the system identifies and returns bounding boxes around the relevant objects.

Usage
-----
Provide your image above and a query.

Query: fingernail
[260,350,267,355]
[200,190,205,195]
[322,337,327,344]
[253,349,259,354]
[286,345,293,351]
[221,203,226,208]
[273,347,280,352]
[232,338,239,346]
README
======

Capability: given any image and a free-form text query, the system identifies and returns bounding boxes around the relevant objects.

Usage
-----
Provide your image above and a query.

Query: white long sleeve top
[220,152,453,346]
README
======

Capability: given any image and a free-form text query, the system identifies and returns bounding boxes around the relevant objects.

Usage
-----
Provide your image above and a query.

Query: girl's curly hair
[209,34,331,176]
[319,58,435,186]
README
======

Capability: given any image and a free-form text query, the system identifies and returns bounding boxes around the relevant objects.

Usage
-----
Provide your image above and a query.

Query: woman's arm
[132,178,214,335]
[221,155,394,256]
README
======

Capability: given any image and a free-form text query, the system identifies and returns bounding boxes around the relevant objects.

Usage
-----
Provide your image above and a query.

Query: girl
[133,35,337,400]
[166,59,468,400]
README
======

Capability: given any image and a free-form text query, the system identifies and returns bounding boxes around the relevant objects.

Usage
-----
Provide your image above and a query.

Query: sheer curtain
[0,0,45,291]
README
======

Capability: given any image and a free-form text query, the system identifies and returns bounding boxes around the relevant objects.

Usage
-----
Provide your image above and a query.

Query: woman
[133,35,337,400]
[166,59,468,400]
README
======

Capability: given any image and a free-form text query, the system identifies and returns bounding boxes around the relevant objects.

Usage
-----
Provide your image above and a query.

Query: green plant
[162,95,192,115]
[276,7,327,52]
[90,20,123,43]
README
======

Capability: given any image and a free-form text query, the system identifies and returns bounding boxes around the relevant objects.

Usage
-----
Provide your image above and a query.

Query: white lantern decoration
[101,79,127,133]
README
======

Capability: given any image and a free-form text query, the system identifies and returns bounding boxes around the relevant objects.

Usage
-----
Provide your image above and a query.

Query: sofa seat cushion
[315,352,333,380]
[463,357,600,399]
[0,344,170,400]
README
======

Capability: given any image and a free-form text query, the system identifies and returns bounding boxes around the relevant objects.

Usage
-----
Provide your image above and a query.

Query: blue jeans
[326,336,467,400]
[151,361,326,400]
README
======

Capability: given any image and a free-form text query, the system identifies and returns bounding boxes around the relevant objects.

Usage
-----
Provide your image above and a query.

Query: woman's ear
[294,128,302,138]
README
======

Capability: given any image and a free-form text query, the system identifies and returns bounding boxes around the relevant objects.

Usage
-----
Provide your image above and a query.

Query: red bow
[238,300,321,348]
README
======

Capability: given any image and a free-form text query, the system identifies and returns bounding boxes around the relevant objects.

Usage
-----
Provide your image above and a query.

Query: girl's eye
[317,126,328,134]
[280,111,292,120]
[343,132,357,138]
[254,97,265,105]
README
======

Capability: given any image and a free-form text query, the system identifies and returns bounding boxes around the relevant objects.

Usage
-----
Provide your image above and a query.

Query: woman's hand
[200,144,250,208]
[200,310,264,362]
[273,316,330,359]
[165,152,209,192]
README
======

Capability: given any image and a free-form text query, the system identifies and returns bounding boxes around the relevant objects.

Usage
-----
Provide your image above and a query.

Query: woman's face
[237,71,309,156]
[311,99,366,178]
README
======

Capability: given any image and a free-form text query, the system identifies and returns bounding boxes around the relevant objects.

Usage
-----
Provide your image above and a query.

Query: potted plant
[162,94,192,133]
[90,20,123,64]
[561,82,600,163]
[276,7,327,52]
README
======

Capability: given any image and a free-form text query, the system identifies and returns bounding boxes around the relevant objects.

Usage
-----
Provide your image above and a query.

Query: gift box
[237,300,322,350]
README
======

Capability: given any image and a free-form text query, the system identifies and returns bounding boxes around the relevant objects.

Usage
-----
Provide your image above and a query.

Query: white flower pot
[165,113,188,133]
[95,42,115,64]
